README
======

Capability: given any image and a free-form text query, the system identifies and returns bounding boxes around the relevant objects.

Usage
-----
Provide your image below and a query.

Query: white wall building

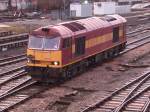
[93,1,132,15]
[70,0,144,17]
[94,2,116,15]
[0,0,8,11]
[70,3,93,18]
[117,0,142,4]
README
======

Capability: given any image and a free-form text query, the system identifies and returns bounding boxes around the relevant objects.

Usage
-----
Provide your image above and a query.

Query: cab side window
[75,36,85,55]
[62,38,71,48]
[113,27,119,42]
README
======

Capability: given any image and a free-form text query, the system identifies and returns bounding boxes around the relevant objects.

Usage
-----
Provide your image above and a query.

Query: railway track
[0,33,28,43]
[122,35,150,54]
[0,64,38,112]
[126,13,150,27]
[0,72,30,97]
[0,33,28,51]
[81,68,150,112]
[0,31,13,37]
[0,66,25,84]
[0,79,37,112]
[126,26,150,35]
[126,27,150,37]
[0,53,26,67]
[0,67,48,112]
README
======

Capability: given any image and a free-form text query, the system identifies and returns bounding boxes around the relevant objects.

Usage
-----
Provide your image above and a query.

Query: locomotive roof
[33,14,126,38]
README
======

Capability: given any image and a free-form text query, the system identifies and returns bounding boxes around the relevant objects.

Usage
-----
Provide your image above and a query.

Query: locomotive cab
[27,35,62,67]
[26,28,64,80]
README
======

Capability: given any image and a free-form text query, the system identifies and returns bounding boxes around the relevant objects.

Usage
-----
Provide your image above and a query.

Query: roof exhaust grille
[62,22,86,32]
[100,16,117,22]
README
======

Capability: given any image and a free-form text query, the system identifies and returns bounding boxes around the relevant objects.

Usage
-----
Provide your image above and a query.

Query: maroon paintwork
[31,14,127,66]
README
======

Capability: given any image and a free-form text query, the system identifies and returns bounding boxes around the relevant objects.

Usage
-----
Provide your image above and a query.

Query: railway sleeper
[0,42,27,51]
[129,102,147,107]
[99,104,117,109]
[0,37,28,44]
[0,31,12,37]
[94,108,112,112]
[126,105,143,110]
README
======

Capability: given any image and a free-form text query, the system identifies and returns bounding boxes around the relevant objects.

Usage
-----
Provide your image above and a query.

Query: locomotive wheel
[104,52,109,60]
[108,50,114,59]
[61,61,87,80]
[115,47,120,56]
[62,69,72,80]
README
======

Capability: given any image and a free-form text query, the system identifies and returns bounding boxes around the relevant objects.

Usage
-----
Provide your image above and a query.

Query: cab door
[113,27,119,43]
[62,37,72,64]
[75,36,85,56]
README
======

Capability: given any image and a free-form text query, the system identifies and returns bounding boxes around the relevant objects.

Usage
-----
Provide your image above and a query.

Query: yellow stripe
[82,33,113,50]
[63,41,126,67]
[119,30,123,37]
[72,44,75,54]
[73,30,123,54]
[27,63,62,68]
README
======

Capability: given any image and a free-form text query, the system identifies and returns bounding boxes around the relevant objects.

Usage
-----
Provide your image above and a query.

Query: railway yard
[0,10,149,112]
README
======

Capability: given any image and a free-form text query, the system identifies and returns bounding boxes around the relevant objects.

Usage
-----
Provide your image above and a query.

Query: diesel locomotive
[26,14,127,82]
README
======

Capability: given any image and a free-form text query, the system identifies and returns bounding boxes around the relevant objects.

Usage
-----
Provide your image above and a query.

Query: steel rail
[114,80,150,112]
[0,79,37,112]
[142,98,150,112]
[0,56,26,67]
[0,65,25,77]
[112,73,150,111]
[127,35,150,45]
[126,27,150,35]
[0,53,26,62]
[0,73,31,98]
[0,39,28,47]
[0,33,28,40]
[81,70,150,112]
[121,35,150,54]
[127,30,150,38]
[0,69,25,85]
[114,73,150,112]
[0,31,12,37]
[0,61,38,112]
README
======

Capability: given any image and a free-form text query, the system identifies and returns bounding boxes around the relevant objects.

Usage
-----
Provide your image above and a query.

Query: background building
[0,0,8,11]
[70,2,93,18]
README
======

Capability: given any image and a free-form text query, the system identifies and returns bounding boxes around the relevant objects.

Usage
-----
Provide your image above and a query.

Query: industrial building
[0,0,148,19]
[0,0,69,11]
[70,0,147,17]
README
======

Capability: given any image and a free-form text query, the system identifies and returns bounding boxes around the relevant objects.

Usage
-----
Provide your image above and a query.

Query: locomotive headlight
[27,57,32,63]
[27,58,30,63]
[54,61,59,65]
[53,61,59,65]
[27,55,34,63]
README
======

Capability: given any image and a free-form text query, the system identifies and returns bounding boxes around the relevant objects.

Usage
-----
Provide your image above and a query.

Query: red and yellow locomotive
[26,14,127,82]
